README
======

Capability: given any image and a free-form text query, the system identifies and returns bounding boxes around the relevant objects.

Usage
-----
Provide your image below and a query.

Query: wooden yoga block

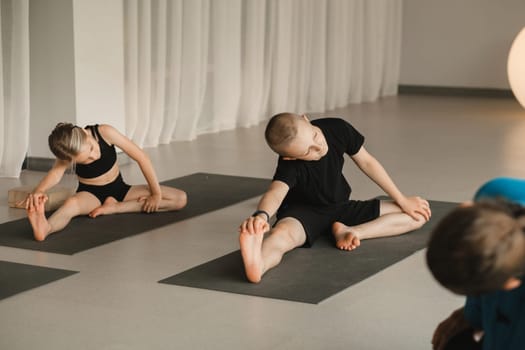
[8,186,74,211]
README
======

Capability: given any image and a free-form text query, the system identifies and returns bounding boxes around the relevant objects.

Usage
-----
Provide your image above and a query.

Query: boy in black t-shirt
[239,113,431,283]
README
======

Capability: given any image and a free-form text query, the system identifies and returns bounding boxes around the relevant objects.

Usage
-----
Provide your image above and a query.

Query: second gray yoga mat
[0,260,78,300]
[159,199,457,304]
[0,173,270,255]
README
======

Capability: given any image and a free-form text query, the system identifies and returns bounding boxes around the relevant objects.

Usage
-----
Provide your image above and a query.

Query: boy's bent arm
[240,180,289,235]
[257,180,289,217]
[351,146,431,220]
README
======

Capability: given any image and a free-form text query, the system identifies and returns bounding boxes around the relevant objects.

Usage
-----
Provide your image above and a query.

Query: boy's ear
[502,277,522,290]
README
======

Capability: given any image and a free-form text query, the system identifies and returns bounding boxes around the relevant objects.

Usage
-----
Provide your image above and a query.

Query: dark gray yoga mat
[159,199,457,304]
[0,260,77,300]
[0,173,270,255]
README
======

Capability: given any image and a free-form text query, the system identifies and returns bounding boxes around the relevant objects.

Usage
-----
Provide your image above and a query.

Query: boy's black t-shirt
[272,118,364,207]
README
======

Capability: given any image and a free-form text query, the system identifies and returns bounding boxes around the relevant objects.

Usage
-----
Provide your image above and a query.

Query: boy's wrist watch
[252,210,270,222]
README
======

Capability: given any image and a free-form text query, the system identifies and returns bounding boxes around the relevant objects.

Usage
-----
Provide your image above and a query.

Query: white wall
[28,0,125,158]
[29,0,76,158]
[72,0,125,131]
[400,0,525,89]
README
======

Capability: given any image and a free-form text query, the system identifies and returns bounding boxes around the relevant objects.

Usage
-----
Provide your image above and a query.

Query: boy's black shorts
[275,199,381,247]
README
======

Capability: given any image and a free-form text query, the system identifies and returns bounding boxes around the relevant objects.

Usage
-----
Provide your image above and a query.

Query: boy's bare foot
[239,230,265,283]
[89,197,118,218]
[27,195,51,241]
[332,222,361,251]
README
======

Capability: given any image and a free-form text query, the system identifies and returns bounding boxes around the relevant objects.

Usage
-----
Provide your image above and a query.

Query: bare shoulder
[98,124,141,155]
[97,124,125,144]
[97,124,119,135]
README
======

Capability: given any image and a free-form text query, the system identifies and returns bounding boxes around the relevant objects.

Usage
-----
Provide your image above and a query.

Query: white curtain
[0,0,29,177]
[124,0,402,145]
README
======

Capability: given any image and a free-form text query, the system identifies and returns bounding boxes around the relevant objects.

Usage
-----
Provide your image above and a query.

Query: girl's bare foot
[89,197,118,218]
[332,221,361,251]
[27,195,52,241]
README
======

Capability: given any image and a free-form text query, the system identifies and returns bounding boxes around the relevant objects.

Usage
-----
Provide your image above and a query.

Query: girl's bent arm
[33,159,70,193]
[99,125,162,196]
[18,159,69,207]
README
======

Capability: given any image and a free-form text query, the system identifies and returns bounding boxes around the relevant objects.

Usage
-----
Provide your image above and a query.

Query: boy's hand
[138,193,162,213]
[432,308,471,350]
[239,215,269,235]
[398,196,431,221]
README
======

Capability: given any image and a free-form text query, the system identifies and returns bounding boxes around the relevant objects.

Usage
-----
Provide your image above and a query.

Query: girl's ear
[502,277,522,290]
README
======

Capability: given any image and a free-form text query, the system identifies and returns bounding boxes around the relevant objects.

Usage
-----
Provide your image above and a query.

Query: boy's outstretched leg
[26,194,51,241]
[333,201,426,251]
[240,218,306,283]
[332,222,361,250]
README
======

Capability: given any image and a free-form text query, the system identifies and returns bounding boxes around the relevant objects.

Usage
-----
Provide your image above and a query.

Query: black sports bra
[75,125,117,179]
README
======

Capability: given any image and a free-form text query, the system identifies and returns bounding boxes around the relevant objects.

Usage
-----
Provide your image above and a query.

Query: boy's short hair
[426,199,525,295]
[264,113,302,153]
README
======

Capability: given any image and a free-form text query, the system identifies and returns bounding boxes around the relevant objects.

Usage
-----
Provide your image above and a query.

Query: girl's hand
[138,193,162,213]
[17,192,47,209]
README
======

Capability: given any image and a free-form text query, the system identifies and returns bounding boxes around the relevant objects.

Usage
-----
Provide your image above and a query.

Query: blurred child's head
[427,199,525,295]
[265,113,328,161]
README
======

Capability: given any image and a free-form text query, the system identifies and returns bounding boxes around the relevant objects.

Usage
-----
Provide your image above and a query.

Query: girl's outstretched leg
[33,192,101,241]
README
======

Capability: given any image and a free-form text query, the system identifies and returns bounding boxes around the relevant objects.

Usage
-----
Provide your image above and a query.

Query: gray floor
[1,95,524,349]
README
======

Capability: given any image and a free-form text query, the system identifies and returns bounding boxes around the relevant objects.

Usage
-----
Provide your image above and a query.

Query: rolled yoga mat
[159,199,458,304]
[0,173,270,255]
[0,260,77,300]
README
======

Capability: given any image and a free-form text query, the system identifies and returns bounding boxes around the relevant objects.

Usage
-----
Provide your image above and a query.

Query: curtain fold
[124,0,402,145]
[0,0,401,176]
[0,0,29,177]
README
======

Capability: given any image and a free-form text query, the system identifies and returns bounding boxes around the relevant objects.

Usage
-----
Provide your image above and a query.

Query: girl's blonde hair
[48,123,86,161]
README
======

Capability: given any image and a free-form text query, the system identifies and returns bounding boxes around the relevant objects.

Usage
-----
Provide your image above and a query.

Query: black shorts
[276,199,381,247]
[77,173,131,204]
